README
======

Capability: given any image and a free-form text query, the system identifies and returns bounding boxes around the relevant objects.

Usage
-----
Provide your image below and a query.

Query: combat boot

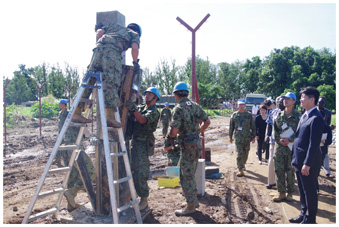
[273,192,286,202]
[139,197,148,210]
[236,168,244,177]
[175,202,196,216]
[106,108,122,128]
[64,187,81,211]
[286,193,293,201]
[72,107,91,123]
[195,200,200,208]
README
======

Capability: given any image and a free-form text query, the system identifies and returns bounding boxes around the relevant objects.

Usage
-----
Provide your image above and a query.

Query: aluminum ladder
[22,71,142,224]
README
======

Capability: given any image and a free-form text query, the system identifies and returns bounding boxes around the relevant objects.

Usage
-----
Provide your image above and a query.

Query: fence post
[3,80,11,155]
[65,85,74,110]
[35,82,46,137]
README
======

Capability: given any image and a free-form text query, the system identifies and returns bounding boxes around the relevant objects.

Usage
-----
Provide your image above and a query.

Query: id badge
[282,123,288,130]
[238,126,243,131]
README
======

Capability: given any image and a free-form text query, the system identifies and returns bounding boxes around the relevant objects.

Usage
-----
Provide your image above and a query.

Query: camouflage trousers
[57,146,95,189]
[167,148,181,166]
[79,47,122,109]
[162,121,169,136]
[274,147,295,193]
[179,138,201,203]
[130,138,150,198]
[235,140,251,170]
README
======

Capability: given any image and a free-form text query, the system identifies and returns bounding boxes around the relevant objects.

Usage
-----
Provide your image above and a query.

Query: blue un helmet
[165,102,169,106]
[173,82,189,93]
[127,23,142,37]
[59,99,68,104]
[144,87,161,100]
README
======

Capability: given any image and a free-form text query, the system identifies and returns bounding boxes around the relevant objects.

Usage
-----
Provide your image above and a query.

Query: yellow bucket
[158,176,179,188]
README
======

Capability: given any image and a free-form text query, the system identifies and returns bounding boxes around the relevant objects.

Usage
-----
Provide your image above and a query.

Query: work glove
[133,59,140,74]
[125,100,137,112]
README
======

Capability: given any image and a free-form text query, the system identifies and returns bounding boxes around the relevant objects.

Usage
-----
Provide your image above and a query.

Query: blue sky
[0,0,336,79]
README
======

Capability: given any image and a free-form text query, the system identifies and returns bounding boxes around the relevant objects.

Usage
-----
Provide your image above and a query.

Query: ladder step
[80,98,95,104]
[114,176,132,185]
[38,187,65,199]
[58,145,78,150]
[28,207,58,222]
[117,199,138,213]
[70,122,88,127]
[48,166,71,174]
[110,151,127,157]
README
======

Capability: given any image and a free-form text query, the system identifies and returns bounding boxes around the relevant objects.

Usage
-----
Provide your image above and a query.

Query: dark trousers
[256,138,269,161]
[295,166,320,223]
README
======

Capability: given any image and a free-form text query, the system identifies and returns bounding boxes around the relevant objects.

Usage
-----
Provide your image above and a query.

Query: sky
[0,0,336,79]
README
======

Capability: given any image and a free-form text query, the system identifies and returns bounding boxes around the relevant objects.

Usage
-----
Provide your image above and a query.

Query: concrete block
[96,10,126,64]
[195,159,205,196]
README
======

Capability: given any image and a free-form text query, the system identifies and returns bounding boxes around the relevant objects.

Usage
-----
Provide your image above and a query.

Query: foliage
[317,84,336,111]
[5,104,23,126]
[3,45,336,112]
[31,101,59,119]
[4,63,81,105]
[331,114,336,126]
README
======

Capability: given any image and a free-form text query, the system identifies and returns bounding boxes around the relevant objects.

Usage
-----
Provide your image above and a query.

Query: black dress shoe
[266,184,276,189]
[289,215,304,223]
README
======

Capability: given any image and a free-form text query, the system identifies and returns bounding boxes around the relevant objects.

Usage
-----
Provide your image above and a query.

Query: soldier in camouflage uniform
[73,23,142,128]
[161,102,180,166]
[273,92,300,202]
[229,99,256,177]
[125,87,161,211]
[160,102,172,137]
[165,82,210,216]
[57,100,95,211]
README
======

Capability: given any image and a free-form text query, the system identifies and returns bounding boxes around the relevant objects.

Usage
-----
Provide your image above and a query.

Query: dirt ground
[2,116,336,224]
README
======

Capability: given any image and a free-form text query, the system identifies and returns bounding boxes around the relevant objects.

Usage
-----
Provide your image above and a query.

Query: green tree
[317,84,336,111]
[141,67,158,93]
[242,56,262,93]
[47,64,66,98]
[155,58,178,95]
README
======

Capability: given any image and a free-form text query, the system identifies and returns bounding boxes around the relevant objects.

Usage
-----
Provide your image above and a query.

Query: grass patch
[16,106,33,118]
[331,114,336,126]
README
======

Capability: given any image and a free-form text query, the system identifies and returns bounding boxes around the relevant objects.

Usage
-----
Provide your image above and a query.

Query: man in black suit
[290,86,324,224]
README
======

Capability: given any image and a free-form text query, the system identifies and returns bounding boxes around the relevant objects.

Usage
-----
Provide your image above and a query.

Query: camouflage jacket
[170,98,208,139]
[58,110,79,143]
[96,23,140,52]
[274,109,300,148]
[229,111,255,142]
[132,104,160,139]
[160,108,172,122]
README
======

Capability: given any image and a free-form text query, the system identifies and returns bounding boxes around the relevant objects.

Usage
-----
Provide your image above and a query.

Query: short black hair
[264,99,272,107]
[300,86,320,105]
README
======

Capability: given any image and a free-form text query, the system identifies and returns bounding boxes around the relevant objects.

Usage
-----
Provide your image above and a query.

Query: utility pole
[176,13,210,159]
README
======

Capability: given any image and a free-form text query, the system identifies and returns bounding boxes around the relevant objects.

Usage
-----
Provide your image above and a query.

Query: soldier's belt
[134,137,147,141]
[133,134,153,141]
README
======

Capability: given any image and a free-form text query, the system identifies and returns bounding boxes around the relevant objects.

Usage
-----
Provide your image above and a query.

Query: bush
[5,104,22,126]
[31,101,59,119]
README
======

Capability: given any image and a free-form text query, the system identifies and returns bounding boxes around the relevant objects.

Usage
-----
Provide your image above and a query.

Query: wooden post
[95,10,127,215]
